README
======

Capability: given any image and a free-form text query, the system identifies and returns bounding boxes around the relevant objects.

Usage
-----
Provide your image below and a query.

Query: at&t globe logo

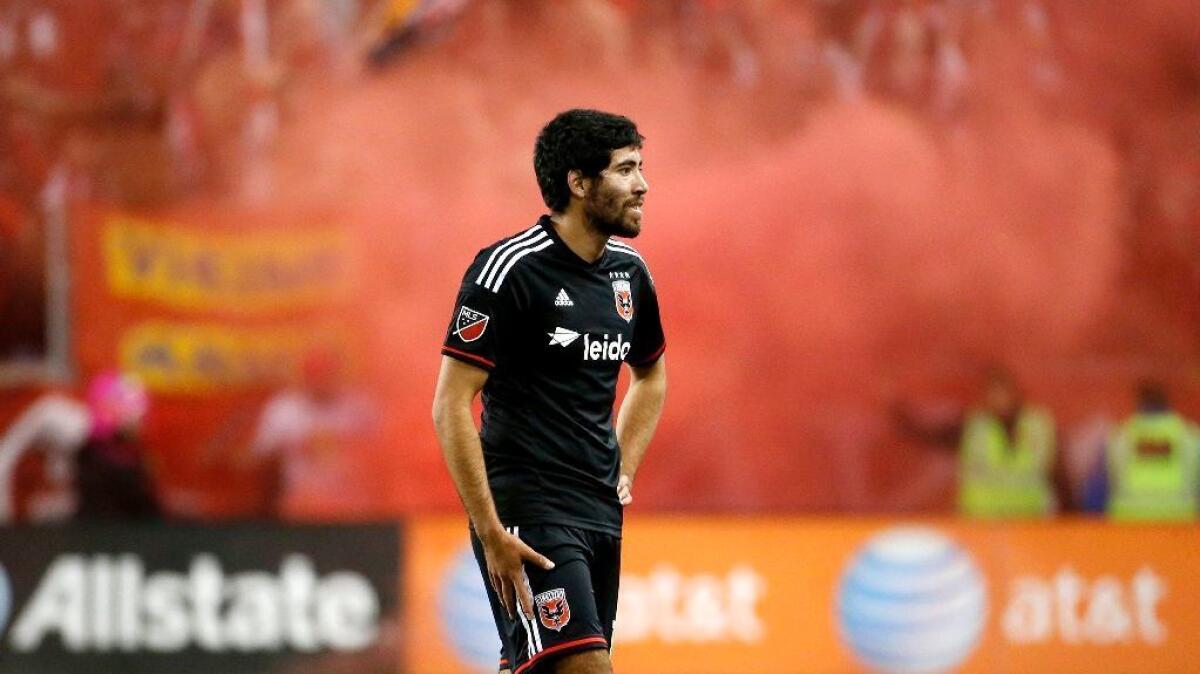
[438,546,502,672]
[837,527,986,673]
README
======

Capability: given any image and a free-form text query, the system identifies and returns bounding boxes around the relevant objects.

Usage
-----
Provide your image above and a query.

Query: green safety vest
[1106,412,1199,522]
[958,407,1055,518]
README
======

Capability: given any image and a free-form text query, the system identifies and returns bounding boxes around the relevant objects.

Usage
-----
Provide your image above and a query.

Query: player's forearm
[616,361,667,481]
[433,402,504,540]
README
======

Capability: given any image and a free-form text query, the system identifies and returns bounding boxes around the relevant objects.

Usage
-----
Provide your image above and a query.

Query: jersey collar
[539,215,608,268]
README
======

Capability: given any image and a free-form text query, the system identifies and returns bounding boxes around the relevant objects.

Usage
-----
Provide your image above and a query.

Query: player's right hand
[482,530,555,621]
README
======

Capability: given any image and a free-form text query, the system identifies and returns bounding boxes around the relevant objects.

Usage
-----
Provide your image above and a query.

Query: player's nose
[634,171,648,195]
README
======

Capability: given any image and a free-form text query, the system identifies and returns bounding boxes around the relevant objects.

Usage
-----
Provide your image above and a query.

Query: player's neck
[549,210,607,263]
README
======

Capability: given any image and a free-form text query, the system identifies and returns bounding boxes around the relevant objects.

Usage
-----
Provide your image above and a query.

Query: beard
[585,184,641,238]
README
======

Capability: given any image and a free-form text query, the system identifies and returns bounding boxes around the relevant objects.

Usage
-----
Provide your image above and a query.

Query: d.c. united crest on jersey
[612,280,633,322]
[534,588,571,631]
[454,306,489,342]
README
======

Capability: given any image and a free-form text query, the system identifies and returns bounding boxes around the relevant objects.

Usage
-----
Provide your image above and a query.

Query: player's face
[585,145,648,238]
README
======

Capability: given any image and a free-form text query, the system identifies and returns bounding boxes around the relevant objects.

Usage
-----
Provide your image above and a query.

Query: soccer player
[433,109,667,674]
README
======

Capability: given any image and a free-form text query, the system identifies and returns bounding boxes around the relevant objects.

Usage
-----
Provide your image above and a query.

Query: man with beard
[433,109,666,674]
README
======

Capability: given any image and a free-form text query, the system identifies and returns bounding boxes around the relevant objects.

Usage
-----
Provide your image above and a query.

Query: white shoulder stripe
[482,230,549,289]
[606,241,643,259]
[491,239,553,291]
[605,243,653,282]
[475,225,541,285]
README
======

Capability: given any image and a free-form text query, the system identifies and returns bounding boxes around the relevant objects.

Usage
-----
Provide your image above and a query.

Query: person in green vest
[1106,380,1199,522]
[956,369,1058,518]
[893,367,1065,518]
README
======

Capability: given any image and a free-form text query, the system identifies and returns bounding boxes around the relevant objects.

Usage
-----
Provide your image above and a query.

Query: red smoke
[267,1,1199,512]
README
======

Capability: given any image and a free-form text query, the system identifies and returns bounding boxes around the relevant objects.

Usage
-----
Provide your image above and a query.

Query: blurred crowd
[0,350,382,524]
[5,361,1197,524]
[1,1,1198,520]
[2,0,1197,336]
[4,1,1198,205]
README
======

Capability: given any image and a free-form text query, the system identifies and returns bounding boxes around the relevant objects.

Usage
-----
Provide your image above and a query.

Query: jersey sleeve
[627,275,665,367]
[441,255,511,372]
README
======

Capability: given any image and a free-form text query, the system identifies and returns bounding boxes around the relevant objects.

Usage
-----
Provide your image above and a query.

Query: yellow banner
[103,216,355,313]
[120,322,349,393]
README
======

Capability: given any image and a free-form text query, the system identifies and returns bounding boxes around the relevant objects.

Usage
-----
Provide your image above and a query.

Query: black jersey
[441,215,666,536]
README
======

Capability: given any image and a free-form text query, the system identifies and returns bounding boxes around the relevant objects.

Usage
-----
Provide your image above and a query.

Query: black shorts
[470,524,621,673]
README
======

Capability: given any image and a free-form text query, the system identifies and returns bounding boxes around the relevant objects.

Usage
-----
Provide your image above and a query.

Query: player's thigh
[553,648,612,674]
[518,526,610,666]
[469,529,518,669]
[523,528,599,639]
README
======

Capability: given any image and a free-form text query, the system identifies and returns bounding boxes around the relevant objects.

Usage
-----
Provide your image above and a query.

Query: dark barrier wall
[0,523,402,674]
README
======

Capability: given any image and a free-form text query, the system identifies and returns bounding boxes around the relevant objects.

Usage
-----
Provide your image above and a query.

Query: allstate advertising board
[405,516,1198,673]
[0,523,401,674]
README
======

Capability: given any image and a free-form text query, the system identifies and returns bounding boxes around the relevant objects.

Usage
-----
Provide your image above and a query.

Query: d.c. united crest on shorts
[534,588,571,631]
[612,280,633,322]
[454,306,489,342]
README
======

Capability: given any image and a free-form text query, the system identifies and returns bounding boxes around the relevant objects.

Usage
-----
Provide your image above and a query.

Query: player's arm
[431,356,553,619]
[432,357,504,537]
[616,355,667,505]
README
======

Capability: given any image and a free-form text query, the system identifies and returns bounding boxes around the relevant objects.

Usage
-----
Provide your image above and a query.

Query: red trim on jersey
[630,342,665,367]
[442,346,496,369]
[513,636,608,673]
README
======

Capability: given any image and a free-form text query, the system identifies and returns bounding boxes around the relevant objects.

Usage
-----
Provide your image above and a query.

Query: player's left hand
[617,474,633,506]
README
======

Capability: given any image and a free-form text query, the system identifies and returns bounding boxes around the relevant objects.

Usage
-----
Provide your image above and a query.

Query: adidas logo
[554,289,574,307]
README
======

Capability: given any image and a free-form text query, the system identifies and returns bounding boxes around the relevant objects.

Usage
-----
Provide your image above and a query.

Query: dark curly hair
[534,109,644,212]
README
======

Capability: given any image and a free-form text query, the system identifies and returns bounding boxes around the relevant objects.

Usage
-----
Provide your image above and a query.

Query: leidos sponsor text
[7,553,379,653]
[583,334,631,362]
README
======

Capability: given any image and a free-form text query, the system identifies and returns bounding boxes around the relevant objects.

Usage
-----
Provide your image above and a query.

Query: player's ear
[567,170,588,199]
